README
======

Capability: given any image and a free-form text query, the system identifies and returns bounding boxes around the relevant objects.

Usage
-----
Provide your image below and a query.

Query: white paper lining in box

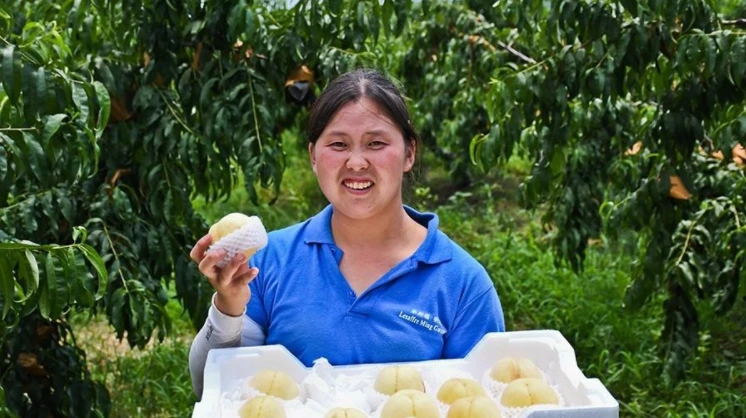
[193,330,619,418]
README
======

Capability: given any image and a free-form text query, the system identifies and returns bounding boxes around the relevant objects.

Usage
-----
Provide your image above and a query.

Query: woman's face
[309,98,415,221]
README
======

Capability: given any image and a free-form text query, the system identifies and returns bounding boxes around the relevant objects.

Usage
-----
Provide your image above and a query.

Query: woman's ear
[404,139,416,172]
[308,142,317,174]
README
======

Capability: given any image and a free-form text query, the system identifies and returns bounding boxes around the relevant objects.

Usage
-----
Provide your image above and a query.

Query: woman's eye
[330,142,347,149]
[369,141,386,148]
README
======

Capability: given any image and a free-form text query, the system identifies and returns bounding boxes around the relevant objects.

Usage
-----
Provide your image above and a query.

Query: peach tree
[0,0,413,415]
[1,0,745,415]
[469,0,746,383]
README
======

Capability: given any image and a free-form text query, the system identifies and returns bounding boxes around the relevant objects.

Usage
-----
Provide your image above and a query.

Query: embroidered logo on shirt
[398,309,447,335]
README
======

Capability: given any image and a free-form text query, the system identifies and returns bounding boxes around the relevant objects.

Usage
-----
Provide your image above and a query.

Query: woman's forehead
[325,99,398,132]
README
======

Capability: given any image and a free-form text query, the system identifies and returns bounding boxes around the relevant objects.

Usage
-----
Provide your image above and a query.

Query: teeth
[345,181,372,190]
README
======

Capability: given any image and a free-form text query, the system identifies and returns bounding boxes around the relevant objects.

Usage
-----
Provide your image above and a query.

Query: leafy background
[1,0,745,416]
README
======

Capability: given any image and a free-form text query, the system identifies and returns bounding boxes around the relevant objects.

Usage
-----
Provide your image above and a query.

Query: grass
[70,288,196,418]
[72,148,746,417]
[433,184,746,417]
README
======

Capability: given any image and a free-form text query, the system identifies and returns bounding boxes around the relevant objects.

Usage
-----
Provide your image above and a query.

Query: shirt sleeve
[441,283,505,359]
[189,292,267,399]
[188,293,244,399]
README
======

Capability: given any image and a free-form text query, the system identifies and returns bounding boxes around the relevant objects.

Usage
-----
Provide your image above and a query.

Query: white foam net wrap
[208,217,268,268]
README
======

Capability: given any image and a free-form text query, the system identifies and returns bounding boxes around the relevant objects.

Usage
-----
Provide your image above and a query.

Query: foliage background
[1,0,745,416]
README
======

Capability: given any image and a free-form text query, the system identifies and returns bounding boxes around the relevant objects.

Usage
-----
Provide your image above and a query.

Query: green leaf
[22,45,46,66]
[21,63,37,116]
[93,81,110,139]
[42,254,59,319]
[0,253,14,318]
[72,82,90,125]
[677,262,695,288]
[1,46,21,105]
[550,146,566,176]
[0,132,19,159]
[18,250,39,296]
[356,2,366,29]
[685,35,702,73]
[369,11,380,42]
[716,32,731,81]
[42,114,67,147]
[110,287,126,337]
[0,145,6,181]
[661,286,699,383]
[703,36,716,78]
[244,8,256,41]
[67,248,93,308]
[22,132,50,186]
[228,1,245,39]
[199,78,218,106]
[620,0,638,16]
[72,226,87,243]
[0,242,43,251]
[328,0,342,15]
[36,66,47,112]
[714,266,740,315]
[625,241,663,309]
[79,244,108,300]
[731,37,746,86]
[57,190,74,225]
[95,58,116,92]
[38,272,50,317]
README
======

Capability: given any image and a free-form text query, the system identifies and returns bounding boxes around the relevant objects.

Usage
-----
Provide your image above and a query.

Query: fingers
[219,253,247,282]
[190,234,213,263]
[193,237,257,295]
[197,247,225,277]
[233,263,252,277]
[200,252,252,288]
[235,267,260,287]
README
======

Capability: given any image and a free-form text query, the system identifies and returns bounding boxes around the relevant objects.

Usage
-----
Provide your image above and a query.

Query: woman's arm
[188,293,266,400]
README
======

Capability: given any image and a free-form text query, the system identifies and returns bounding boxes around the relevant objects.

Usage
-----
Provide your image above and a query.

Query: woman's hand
[189,234,259,316]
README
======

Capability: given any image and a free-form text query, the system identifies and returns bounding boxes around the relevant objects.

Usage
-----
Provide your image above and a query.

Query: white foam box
[192,330,619,418]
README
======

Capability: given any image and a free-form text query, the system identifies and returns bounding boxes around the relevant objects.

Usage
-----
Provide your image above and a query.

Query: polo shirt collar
[304,204,452,265]
[304,204,336,245]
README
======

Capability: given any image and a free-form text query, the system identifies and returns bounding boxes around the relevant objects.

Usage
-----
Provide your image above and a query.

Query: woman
[188,69,505,398]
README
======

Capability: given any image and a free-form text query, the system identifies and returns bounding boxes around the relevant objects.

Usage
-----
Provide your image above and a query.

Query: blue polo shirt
[247,204,504,367]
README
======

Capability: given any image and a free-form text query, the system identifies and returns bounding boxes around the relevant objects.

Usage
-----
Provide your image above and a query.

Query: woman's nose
[346,150,369,171]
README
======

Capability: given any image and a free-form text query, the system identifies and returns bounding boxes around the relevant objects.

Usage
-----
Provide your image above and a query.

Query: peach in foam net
[436,378,486,405]
[379,389,440,418]
[489,357,543,383]
[447,396,501,418]
[500,377,559,408]
[374,365,425,395]
[238,395,286,418]
[248,370,299,400]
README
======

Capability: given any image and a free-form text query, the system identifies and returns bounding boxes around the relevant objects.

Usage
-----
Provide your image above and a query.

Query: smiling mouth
[343,181,373,190]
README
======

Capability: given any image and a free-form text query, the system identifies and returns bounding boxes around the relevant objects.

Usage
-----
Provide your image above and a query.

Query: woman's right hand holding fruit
[190,234,259,317]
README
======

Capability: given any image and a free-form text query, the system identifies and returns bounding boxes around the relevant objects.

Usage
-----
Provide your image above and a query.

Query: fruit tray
[192,330,619,418]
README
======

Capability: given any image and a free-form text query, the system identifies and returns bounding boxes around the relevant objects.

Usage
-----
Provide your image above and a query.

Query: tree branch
[0,127,36,132]
[722,19,746,28]
[497,40,537,64]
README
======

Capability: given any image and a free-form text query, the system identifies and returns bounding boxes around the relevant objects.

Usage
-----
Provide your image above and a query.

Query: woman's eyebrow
[324,129,390,137]
[364,130,389,136]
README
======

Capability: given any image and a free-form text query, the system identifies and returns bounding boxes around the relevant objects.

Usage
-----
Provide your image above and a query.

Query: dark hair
[307,69,420,149]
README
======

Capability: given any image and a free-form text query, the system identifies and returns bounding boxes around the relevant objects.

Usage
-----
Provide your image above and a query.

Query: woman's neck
[331,205,420,251]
